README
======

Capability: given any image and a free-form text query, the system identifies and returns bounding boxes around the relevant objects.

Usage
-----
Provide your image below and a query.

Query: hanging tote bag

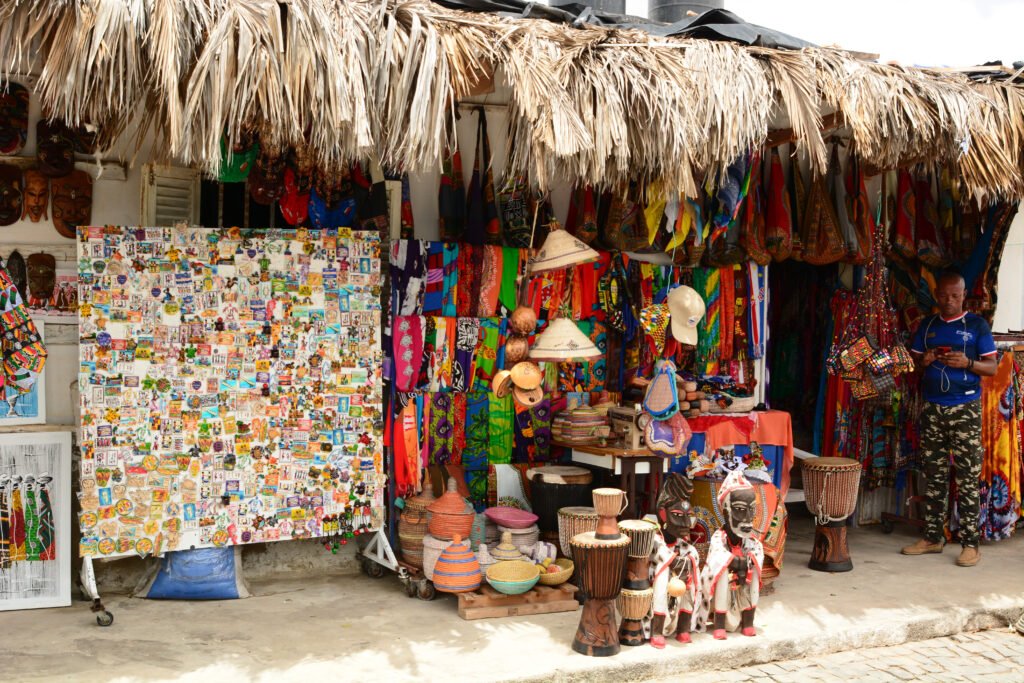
[845,155,874,265]
[642,359,680,420]
[464,108,502,246]
[828,144,860,262]
[915,170,948,268]
[800,154,846,266]
[438,141,465,242]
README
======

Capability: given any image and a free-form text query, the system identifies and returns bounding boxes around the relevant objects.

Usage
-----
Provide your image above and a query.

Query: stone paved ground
[665,629,1024,682]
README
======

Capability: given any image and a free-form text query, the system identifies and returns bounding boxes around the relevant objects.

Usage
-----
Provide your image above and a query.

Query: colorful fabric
[746,262,767,359]
[719,267,735,360]
[0,259,47,395]
[498,247,520,317]
[441,243,459,317]
[400,174,415,239]
[464,109,502,246]
[764,148,793,261]
[391,240,426,316]
[979,353,1021,541]
[456,244,478,317]
[10,486,25,561]
[478,246,502,317]
[472,317,500,391]
[423,242,446,316]
[0,489,9,568]
[500,176,533,248]
[393,316,424,392]
[892,169,916,260]
[463,391,491,508]
[487,392,514,465]
[429,392,455,465]
[452,317,479,393]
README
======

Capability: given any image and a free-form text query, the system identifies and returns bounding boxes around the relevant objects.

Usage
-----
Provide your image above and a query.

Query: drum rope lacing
[812,470,850,525]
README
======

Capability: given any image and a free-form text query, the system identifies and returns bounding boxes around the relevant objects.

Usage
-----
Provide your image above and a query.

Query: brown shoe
[956,546,980,567]
[901,538,945,555]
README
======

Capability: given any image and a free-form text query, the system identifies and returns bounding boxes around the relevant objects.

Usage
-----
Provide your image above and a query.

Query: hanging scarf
[980,353,1021,540]
[452,317,480,393]
[478,245,502,317]
[488,392,514,464]
[442,242,459,317]
[472,317,501,391]
[456,243,477,317]
[891,169,916,260]
[746,263,767,359]
[694,268,720,372]
[498,247,520,316]
[719,266,735,361]
[393,315,424,392]
[400,174,415,239]
[500,175,533,248]
[463,391,491,506]
[391,240,426,316]
[423,242,446,315]
[429,393,454,464]
[417,316,436,390]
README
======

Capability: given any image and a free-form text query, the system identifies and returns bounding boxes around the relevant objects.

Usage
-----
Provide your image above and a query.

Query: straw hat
[513,384,543,408]
[667,285,706,346]
[528,229,600,274]
[491,369,513,398]
[528,318,601,362]
[510,361,543,390]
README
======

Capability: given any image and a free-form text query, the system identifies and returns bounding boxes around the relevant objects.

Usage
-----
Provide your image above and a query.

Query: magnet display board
[76,227,384,558]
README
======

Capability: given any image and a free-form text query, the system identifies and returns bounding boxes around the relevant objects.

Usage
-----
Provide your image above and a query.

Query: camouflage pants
[920,400,982,547]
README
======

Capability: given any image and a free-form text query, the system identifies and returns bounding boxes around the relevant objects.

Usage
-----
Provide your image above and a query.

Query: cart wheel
[366,561,385,579]
[417,581,436,601]
[880,520,894,534]
[405,581,418,598]
[96,611,114,627]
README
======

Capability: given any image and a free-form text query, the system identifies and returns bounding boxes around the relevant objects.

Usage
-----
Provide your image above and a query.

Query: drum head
[803,456,860,471]
[527,466,593,485]
[558,506,598,518]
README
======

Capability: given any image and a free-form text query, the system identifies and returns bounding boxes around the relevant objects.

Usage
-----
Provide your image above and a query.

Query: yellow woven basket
[537,558,573,586]
[486,560,540,583]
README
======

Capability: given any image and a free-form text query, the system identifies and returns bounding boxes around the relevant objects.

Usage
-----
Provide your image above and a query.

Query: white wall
[992,212,1024,333]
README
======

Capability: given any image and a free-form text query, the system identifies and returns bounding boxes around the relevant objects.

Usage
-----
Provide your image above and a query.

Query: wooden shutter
[141,164,200,226]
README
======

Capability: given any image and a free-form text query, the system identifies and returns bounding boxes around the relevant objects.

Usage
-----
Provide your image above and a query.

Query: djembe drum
[617,519,657,590]
[591,488,628,538]
[617,588,654,646]
[803,457,862,572]
[570,530,631,657]
[558,506,598,560]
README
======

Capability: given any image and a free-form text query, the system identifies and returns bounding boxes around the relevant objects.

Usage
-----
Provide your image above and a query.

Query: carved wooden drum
[570,531,630,657]
[617,587,654,647]
[802,457,862,573]
[557,506,598,559]
[618,519,658,590]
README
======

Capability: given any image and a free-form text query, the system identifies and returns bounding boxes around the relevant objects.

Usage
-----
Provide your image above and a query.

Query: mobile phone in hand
[935,346,952,355]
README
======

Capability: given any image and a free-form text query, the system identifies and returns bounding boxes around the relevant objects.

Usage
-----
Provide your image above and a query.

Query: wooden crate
[456,583,580,620]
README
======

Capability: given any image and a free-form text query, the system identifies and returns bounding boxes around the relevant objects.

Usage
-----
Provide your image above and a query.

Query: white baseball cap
[668,285,706,346]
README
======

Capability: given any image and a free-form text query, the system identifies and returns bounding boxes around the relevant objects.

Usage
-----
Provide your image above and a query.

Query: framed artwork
[29,268,78,323]
[0,430,73,611]
[77,227,384,559]
[0,321,46,426]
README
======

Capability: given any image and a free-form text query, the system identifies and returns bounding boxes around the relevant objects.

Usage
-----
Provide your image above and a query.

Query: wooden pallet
[457,583,580,620]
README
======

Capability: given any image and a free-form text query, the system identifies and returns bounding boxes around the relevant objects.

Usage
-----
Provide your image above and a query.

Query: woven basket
[469,513,488,551]
[487,560,540,582]
[422,534,452,581]
[476,544,498,580]
[401,548,424,570]
[499,523,539,549]
[427,478,475,541]
[538,558,573,586]
[433,535,482,594]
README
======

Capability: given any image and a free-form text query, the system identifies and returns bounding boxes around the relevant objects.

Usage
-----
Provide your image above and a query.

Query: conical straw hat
[528,229,600,274]
[529,318,601,362]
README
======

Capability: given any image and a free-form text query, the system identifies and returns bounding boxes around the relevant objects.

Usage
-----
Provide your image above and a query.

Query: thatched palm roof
[2,0,1022,203]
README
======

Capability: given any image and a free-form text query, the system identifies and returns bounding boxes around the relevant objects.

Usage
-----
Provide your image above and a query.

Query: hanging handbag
[465,108,501,246]
[643,360,680,420]
[438,142,465,242]
[915,170,949,268]
[800,156,846,265]
[845,155,874,265]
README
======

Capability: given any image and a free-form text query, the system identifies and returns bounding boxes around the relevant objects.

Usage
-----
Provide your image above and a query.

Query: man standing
[903,272,996,566]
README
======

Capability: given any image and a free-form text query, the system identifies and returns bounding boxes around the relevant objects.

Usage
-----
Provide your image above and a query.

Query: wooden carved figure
[648,473,701,649]
[701,469,764,640]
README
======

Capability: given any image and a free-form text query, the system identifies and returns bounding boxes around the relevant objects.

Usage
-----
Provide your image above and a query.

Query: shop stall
[0,0,1021,656]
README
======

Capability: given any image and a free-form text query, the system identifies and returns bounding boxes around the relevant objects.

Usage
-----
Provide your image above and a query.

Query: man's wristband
[968,358,975,371]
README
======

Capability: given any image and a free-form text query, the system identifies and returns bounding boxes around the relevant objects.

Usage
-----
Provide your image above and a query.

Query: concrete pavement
[666,629,1024,682]
[0,518,1021,682]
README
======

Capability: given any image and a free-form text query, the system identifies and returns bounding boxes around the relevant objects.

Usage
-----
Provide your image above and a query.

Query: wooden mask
[22,169,48,222]
[0,164,23,226]
[26,252,56,306]
[0,83,29,155]
[51,169,93,238]
[249,149,287,206]
[37,119,76,177]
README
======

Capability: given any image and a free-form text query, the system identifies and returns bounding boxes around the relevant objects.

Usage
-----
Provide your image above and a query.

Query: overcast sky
[622,0,1024,68]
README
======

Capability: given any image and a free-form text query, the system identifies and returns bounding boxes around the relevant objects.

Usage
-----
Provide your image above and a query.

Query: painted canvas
[0,321,46,426]
[76,227,384,559]
[0,431,72,611]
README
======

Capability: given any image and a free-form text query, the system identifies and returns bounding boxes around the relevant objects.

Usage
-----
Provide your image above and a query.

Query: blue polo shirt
[911,312,997,406]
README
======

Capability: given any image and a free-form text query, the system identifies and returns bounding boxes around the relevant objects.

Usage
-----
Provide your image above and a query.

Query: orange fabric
[695,410,794,497]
